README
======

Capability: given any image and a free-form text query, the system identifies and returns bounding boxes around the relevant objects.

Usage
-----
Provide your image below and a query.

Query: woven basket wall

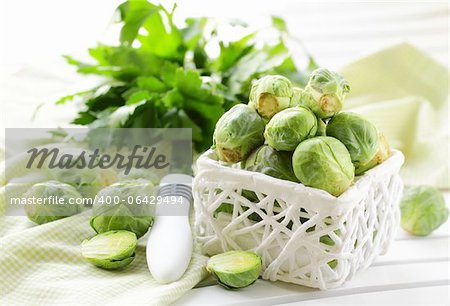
[193,150,404,289]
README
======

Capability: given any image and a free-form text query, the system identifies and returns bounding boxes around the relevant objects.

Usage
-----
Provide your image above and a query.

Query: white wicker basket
[193,149,404,289]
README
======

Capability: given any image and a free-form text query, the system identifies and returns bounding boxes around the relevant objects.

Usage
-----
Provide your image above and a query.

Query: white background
[0,0,448,76]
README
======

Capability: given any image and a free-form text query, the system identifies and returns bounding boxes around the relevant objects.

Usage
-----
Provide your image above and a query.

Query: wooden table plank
[177,261,449,305]
[375,237,449,265]
[275,285,450,306]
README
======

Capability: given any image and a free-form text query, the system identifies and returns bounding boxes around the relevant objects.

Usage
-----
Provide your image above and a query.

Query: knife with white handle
[146,174,193,284]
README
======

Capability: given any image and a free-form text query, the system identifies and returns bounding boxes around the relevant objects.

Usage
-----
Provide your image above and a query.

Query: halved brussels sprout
[23,180,84,225]
[355,132,391,175]
[81,230,137,270]
[264,107,317,151]
[206,250,262,289]
[249,75,293,119]
[292,136,354,196]
[400,186,449,236]
[243,145,298,182]
[302,68,350,118]
[326,112,379,171]
[213,104,265,163]
[90,179,155,238]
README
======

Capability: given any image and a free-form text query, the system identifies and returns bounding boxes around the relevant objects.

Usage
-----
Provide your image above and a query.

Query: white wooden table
[176,193,450,305]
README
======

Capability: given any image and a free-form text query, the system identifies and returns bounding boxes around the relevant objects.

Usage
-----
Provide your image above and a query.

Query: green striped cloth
[0,151,208,305]
[0,209,208,306]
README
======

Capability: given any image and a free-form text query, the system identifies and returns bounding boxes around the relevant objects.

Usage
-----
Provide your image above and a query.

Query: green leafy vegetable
[213,104,265,163]
[264,106,317,151]
[243,145,298,182]
[292,68,349,119]
[326,112,379,173]
[249,75,293,119]
[56,0,315,152]
[292,136,354,196]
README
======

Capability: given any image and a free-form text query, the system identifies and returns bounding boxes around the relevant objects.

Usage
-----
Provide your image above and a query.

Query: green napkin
[341,43,449,188]
[0,153,208,306]
[0,213,208,306]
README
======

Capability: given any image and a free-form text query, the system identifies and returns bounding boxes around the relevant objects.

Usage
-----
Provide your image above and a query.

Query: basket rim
[195,149,404,206]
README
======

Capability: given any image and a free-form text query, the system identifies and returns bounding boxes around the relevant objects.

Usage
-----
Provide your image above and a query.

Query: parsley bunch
[57,0,315,152]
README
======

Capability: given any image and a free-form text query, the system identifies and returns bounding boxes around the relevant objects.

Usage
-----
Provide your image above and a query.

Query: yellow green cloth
[0,43,448,305]
[0,214,208,306]
[0,150,208,305]
[341,43,449,189]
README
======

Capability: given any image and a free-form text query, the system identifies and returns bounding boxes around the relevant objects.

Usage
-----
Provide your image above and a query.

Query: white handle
[146,216,193,283]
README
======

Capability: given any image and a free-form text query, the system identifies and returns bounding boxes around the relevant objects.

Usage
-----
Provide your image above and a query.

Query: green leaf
[125,90,152,105]
[72,111,97,125]
[138,5,185,61]
[162,89,184,108]
[108,101,147,127]
[214,33,256,72]
[63,55,92,69]
[226,42,294,96]
[181,17,208,50]
[160,61,179,87]
[161,108,203,142]
[55,88,96,104]
[136,76,167,92]
[174,68,203,97]
[271,16,288,33]
[117,0,158,45]
[123,101,161,128]
[86,86,128,112]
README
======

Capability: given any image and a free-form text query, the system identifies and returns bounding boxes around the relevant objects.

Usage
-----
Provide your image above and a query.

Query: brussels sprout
[90,179,155,238]
[355,132,391,175]
[249,75,293,119]
[81,230,137,270]
[302,68,350,118]
[316,118,327,136]
[213,104,265,163]
[23,180,84,225]
[264,107,317,151]
[400,186,449,236]
[292,137,354,196]
[206,251,262,289]
[289,87,304,107]
[326,112,379,171]
[243,145,298,182]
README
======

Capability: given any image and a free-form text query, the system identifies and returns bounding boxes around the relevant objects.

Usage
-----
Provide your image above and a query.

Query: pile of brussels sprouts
[213,68,391,196]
